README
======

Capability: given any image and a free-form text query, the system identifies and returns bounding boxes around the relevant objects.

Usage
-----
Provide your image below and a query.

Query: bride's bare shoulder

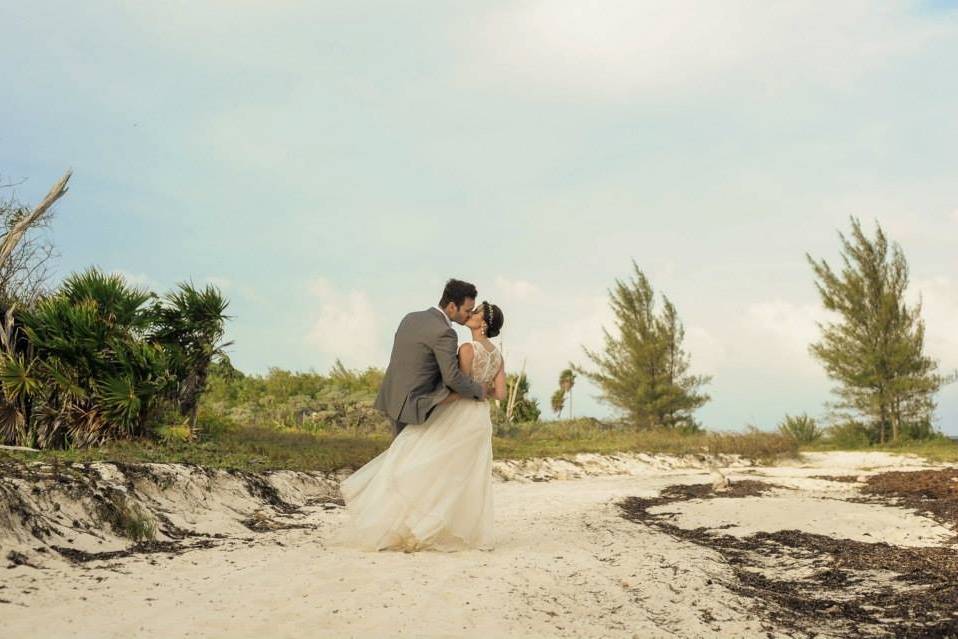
[458,342,475,355]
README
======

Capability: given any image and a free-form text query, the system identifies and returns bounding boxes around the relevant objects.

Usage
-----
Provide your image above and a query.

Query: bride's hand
[440,392,461,405]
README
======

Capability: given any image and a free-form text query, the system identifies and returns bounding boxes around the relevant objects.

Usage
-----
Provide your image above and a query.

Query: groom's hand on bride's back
[469,385,491,401]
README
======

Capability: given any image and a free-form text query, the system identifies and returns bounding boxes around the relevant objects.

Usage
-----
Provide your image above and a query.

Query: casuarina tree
[807,218,955,443]
[576,261,710,430]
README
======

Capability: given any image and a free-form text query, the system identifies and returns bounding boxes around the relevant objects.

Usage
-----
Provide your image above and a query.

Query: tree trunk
[185,359,210,440]
[878,386,887,444]
[891,397,901,442]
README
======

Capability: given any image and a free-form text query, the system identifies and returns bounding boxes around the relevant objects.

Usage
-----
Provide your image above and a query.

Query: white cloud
[741,283,958,378]
[912,277,958,369]
[685,325,726,375]
[305,278,382,368]
[493,276,542,301]
[744,300,832,374]
[466,1,954,100]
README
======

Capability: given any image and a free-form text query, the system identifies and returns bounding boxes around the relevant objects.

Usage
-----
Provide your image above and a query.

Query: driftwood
[0,444,39,452]
[0,169,71,267]
[505,358,527,423]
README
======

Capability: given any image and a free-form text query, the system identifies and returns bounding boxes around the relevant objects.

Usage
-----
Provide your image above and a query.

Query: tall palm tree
[151,283,231,438]
[550,388,565,418]
[558,368,576,419]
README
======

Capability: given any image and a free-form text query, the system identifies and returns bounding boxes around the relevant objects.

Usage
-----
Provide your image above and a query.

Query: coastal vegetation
[575,262,711,432]
[0,173,954,470]
[807,218,956,444]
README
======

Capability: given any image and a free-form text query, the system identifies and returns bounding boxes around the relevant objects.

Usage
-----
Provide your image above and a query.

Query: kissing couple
[331,279,506,552]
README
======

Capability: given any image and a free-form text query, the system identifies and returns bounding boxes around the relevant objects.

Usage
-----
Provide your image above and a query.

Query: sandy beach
[2,451,956,638]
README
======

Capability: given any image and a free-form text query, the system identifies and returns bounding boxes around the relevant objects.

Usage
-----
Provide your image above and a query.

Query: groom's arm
[433,329,485,400]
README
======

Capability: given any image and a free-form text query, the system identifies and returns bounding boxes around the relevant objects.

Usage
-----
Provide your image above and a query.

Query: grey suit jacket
[375,308,484,435]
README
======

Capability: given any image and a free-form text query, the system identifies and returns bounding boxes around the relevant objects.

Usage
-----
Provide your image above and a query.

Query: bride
[333,302,506,552]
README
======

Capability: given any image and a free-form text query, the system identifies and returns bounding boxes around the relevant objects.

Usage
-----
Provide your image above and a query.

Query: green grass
[0,426,393,473]
[492,420,798,462]
[1,419,801,471]
[7,419,953,473]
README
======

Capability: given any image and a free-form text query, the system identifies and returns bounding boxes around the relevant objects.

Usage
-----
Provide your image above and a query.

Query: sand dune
[2,451,955,638]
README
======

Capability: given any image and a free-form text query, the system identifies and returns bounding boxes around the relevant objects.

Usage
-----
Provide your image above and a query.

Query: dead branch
[0,169,71,268]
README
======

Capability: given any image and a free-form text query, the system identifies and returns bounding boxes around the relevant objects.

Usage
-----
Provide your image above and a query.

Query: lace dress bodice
[467,341,502,387]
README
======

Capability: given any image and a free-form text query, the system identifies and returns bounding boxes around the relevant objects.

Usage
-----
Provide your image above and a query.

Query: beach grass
[491,420,799,463]
[0,426,393,473]
[6,418,954,473]
[0,419,807,472]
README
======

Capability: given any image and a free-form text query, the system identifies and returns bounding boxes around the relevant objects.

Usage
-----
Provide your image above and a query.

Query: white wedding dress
[332,342,501,552]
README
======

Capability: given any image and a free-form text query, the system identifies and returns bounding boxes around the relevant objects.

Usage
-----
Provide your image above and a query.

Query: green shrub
[156,424,192,443]
[200,361,390,434]
[99,494,156,542]
[826,421,872,448]
[778,413,822,443]
[899,418,937,441]
[490,373,541,425]
[0,269,229,449]
[195,409,236,437]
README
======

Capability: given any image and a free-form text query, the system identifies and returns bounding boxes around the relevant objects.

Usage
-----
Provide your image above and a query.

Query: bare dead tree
[0,170,71,305]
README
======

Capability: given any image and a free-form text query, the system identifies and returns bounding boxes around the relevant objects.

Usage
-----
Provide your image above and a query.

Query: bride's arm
[458,343,475,377]
[493,361,507,402]
[440,344,476,405]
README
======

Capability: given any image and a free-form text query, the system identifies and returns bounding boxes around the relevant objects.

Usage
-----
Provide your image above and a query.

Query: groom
[375,279,488,436]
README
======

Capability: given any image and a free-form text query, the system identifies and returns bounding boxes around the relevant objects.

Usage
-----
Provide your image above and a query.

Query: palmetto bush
[0,268,228,449]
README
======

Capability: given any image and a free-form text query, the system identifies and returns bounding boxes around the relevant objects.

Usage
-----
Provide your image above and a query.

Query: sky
[1,1,957,433]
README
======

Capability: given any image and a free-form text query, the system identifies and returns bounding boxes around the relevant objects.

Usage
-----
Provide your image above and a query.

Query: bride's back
[468,341,502,386]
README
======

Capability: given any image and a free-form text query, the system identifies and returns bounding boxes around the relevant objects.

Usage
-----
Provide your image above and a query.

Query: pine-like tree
[576,262,710,430]
[807,218,955,443]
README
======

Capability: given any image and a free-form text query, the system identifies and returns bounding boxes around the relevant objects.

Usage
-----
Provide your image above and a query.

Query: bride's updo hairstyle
[481,301,504,338]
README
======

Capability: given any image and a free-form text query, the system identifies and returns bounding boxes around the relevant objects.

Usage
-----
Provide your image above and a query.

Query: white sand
[2,451,954,639]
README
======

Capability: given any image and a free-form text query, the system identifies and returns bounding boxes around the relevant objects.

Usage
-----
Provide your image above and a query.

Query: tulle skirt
[330,399,494,552]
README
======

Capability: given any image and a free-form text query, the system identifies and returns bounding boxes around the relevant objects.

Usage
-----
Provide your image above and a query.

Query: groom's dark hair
[439,279,477,308]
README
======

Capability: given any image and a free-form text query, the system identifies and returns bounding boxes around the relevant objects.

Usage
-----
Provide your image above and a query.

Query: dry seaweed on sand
[810,474,862,483]
[618,478,958,638]
[50,539,218,564]
[860,468,958,529]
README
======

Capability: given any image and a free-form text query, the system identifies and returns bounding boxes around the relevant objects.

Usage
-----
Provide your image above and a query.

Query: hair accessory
[482,301,493,329]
